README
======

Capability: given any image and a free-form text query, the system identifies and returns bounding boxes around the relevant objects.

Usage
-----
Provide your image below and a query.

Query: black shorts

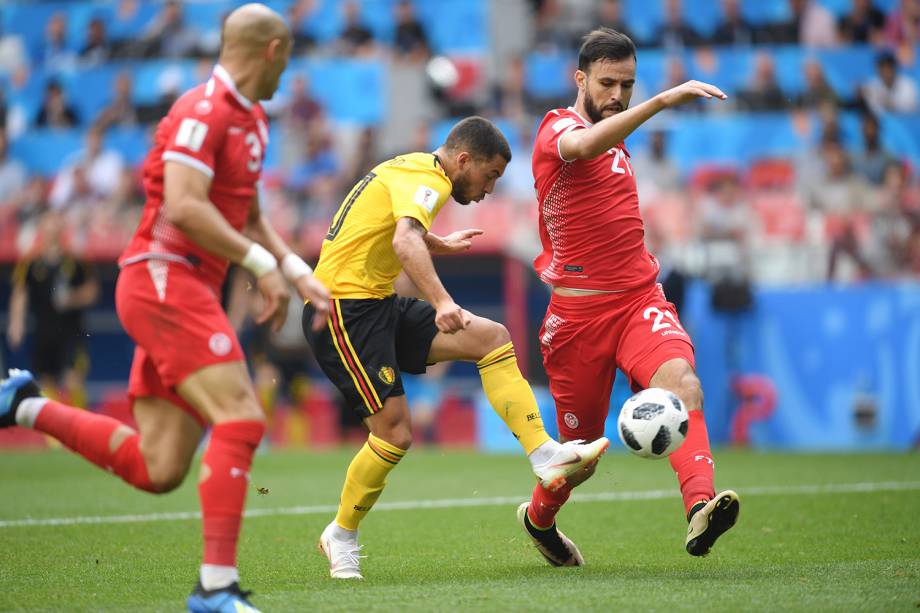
[303,295,438,418]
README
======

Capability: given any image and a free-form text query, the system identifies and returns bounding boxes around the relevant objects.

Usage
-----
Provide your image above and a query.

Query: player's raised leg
[178,362,267,609]
[427,313,609,491]
[645,358,739,556]
[0,369,201,494]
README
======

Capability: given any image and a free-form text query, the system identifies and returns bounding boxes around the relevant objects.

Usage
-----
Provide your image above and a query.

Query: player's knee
[678,373,704,412]
[377,426,412,451]
[209,387,266,424]
[146,460,189,493]
[480,320,512,355]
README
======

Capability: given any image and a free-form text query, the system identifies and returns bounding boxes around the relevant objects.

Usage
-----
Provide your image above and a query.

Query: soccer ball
[617,387,689,459]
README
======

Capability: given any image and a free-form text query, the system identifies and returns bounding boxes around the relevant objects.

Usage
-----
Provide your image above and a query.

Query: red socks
[669,409,715,515]
[527,482,573,529]
[33,400,156,492]
[199,420,265,567]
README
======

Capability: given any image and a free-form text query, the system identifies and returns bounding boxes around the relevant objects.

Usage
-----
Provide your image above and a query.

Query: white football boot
[532,437,610,491]
[318,522,365,579]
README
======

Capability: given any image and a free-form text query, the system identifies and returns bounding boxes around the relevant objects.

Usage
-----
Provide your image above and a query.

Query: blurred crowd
[0,0,918,288]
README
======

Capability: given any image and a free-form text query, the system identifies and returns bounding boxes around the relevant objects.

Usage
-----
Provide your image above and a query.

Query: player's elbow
[392,231,416,262]
[164,195,197,230]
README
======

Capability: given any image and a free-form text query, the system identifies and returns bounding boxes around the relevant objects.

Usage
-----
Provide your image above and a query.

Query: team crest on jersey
[195,99,212,115]
[378,366,396,385]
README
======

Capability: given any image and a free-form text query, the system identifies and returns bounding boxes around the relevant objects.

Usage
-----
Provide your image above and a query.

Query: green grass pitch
[1,448,918,612]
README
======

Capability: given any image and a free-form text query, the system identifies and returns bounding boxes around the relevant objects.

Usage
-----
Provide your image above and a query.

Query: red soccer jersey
[532,106,659,291]
[120,65,269,291]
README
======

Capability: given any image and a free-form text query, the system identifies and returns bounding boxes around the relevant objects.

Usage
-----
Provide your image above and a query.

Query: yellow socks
[477,342,551,455]
[334,433,406,531]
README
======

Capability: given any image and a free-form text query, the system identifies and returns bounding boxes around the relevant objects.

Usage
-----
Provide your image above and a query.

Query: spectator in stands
[660,56,705,112]
[96,72,138,129]
[595,0,636,44]
[697,173,754,282]
[393,0,430,61]
[286,0,318,54]
[491,55,541,131]
[38,12,77,69]
[277,74,325,169]
[862,51,919,114]
[883,0,920,53]
[861,161,917,277]
[632,131,681,198]
[710,0,755,46]
[7,210,100,402]
[855,114,896,186]
[0,131,26,205]
[838,0,887,45]
[531,0,573,51]
[797,58,841,110]
[0,22,27,75]
[80,17,111,65]
[49,125,124,212]
[336,1,375,57]
[764,0,838,47]
[651,0,702,50]
[737,53,789,112]
[140,0,196,59]
[35,80,79,129]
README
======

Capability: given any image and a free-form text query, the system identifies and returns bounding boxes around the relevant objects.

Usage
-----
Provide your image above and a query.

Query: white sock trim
[528,439,562,469]
[331,523,358,543]
[200,564,239,591]
[16,397,49,428]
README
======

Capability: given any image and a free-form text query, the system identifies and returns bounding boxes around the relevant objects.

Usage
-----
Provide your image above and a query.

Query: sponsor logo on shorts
[563,412,579,429]
[208,332,232,356]
[378,366,396,385]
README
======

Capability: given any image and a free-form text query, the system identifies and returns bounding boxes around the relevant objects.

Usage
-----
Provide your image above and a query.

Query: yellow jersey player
[304,117,610,579]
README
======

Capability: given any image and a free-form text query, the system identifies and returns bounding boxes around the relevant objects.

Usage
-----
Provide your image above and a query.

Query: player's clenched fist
[657,80,727,108]
[434,299,470,334]
[255,269,291,331]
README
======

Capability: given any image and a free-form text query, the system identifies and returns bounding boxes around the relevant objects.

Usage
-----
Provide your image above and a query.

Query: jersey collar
[212,64,253,110]
[567,106,593,126]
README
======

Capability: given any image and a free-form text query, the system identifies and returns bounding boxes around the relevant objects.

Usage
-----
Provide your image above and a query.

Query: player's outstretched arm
[560,80,727,161]
[424,228,484,255]
[393,217,470,334]
[244,195,330,331]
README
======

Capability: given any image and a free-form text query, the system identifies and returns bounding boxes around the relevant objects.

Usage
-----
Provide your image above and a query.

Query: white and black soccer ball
[617,387,689,459]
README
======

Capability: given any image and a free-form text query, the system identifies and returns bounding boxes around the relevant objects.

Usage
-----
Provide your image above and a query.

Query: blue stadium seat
[414,0,486,54]
[816,45,877,98]
[105,0,158,41]
[9,129,84,175]
[525,52,574,99]
[879,114,920,168]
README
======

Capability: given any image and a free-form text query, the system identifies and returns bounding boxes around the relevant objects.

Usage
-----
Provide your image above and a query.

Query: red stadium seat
[749,159,796,190]
[751,192,806,241]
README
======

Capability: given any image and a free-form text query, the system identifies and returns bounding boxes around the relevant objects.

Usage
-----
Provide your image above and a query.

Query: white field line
[1,480,918,529]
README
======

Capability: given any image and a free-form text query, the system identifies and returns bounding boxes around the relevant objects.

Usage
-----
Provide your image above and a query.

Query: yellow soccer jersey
[313,152,453,298]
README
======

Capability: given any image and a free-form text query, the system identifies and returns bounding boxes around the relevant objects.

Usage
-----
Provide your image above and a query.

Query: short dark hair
[578,27,636,72]
[444,116,512,162]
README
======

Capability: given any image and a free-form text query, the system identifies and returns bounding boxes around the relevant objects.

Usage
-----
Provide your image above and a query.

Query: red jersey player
[518,28,740,566]
[0,5,328,612]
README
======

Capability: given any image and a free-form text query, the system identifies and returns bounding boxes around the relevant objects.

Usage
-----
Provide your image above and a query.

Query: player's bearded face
[452,154,507,205]
[581,58,636,124]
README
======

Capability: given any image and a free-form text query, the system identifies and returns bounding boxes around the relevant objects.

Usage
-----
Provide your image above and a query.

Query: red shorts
[539,283,695,442]
[115,260,245,427]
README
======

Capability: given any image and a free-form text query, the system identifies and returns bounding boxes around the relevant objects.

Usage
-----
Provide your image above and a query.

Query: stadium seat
[750,192,806,241]
[748,159,796,190]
